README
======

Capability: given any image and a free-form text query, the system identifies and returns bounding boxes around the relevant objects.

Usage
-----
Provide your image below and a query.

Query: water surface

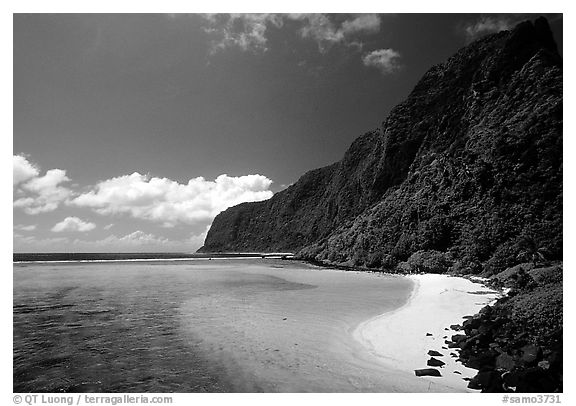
[14,259,414,392]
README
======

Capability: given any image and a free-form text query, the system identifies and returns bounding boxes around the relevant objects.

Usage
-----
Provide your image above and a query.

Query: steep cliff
[200,17,562,275]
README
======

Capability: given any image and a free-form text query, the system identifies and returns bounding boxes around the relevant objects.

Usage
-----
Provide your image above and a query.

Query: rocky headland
[199,17,563,393]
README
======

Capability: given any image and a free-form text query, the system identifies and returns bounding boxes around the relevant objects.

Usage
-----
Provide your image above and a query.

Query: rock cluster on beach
[441,264,562,392]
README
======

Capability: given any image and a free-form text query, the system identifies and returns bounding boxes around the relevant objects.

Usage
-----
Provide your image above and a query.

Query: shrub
[365,251,383,268]
[396,261,413,273]
[381,254,399,270]
[406,250,451,274]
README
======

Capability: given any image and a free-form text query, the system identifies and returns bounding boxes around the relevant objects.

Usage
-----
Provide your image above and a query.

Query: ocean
[13,255,413,392]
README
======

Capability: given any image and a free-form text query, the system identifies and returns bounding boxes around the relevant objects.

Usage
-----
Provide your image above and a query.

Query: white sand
[353,273,500,392]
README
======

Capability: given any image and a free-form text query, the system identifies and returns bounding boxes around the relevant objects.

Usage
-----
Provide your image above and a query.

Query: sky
[13,13,563,253]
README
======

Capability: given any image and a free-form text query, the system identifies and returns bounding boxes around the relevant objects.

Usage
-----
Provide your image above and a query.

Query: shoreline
[353,273,500,392]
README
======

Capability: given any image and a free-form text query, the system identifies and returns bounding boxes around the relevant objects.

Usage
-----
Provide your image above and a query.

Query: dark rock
[427,357,446,367]
[426,333,433,336]
[450,324,462,331]
[454,371,462,374]
[466,351,497,370]
[479,305,493,316]
[496,353,516,370]
[520,344,540,365]
[415,368,442,377]
[428,350,444,357]
[502,371,520,389]
[516,367,558,393]
[468,370,503,392]
[451,334,467,343]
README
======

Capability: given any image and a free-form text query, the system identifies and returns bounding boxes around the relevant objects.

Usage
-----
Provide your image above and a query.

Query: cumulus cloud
[72,172,273,227]
[293,13,381,52]
[92,230,170,247]
[52,217,96,233]
[13,155,73,214]
[362,48,402,74]
[13,155,39,185]
[464,16,513,41]
[202,14,381,53]
[203,13,284,53]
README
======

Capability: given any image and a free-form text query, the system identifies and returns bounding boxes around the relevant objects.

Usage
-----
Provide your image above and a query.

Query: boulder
[427,357,446,367]
[428,350,443,357]
[496,353,516,370]
[415,368,442,377]
[468,370,503,392]
[520,344,540,364]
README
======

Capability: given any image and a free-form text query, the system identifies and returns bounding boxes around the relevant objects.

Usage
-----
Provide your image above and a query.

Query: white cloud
[362,48,402,74]
[203,13,284,53]
[103,223,115,230]
[341,14,381,36]
[92,230,170,247]
[464,16,513,41]
[52,217,96,233]
[13,155,39,185]
[13,155,73,214]
[72,172,273,227]
[293,14,381,52]
[202,14,382,54]
[14,224,37,231]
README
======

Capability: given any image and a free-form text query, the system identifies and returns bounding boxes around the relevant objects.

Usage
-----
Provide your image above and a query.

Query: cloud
[362,48,402,74]
[72,172,273,227]
[203,13,284,53]
[341,14,381,36]
[13,155,73,214]
[464,16,513,41]
[289,14,381,52]
[92,230,170,247]
[14,224,37,231]
[13,155,39,185]
[202,14,382,54]
[103,223,115,230]
[52,217,96,233]
[292,14,381,52]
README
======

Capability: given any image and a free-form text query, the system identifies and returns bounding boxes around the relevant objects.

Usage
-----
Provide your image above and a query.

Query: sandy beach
[178,261,500,392]
[354,273,501,391]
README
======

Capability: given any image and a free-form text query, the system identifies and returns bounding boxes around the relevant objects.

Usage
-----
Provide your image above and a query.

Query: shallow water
[13,259,413,392]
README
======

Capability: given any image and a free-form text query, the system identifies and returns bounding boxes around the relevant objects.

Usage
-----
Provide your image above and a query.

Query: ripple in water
[14,260,313,393]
